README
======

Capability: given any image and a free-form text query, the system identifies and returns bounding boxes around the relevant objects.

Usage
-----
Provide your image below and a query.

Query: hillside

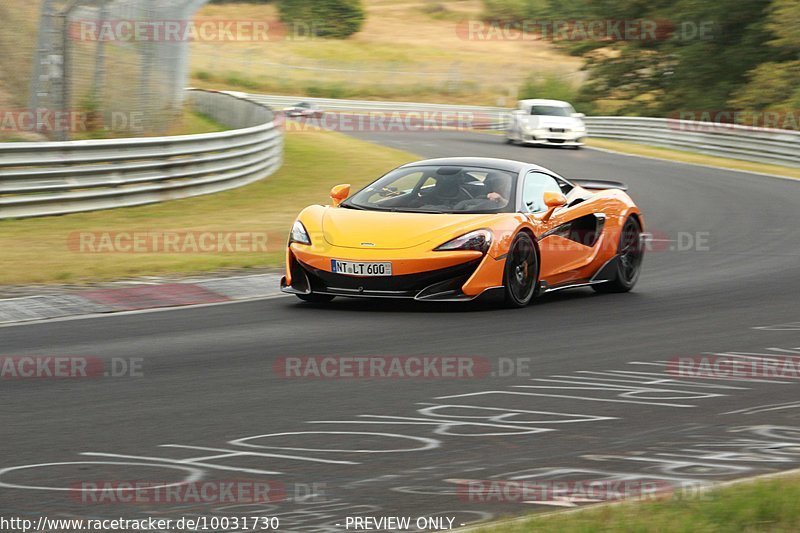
[190,0,584,105]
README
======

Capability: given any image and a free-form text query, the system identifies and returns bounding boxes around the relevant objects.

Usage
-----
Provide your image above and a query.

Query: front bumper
[519,134,585,146]
[281,245,504,302]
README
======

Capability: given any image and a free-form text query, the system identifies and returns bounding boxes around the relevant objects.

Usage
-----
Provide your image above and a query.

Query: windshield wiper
[343,205,446,214]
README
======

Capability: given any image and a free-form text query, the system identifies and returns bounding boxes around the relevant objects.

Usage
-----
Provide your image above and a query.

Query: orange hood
[321,208,500,250]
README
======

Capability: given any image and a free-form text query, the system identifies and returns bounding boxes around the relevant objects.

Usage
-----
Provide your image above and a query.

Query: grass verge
[588,138,800,180]
[476,474,800,532]
[0,130,416,285]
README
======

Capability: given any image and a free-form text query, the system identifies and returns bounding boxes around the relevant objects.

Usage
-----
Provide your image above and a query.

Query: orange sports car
[281,157,645,307]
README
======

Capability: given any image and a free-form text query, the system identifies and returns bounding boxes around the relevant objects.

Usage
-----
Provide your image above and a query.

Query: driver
[484,172,511,205]
[454,172,512,211]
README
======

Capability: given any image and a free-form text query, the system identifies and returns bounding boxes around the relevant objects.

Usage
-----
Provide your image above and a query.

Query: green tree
[767,0,800,51]
[483,0,783,117]
[731,0,800,126]
[278,0,365,39]
[481,0,549,22]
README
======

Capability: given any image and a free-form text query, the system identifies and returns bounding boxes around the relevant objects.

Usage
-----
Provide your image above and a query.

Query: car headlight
[289,220,311,245]
[435,229,492,253]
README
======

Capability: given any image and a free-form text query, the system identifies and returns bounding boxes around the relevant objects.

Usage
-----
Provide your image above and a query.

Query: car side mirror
[572,113,586,119]
[330,184,351,207]
[540,191,567,222]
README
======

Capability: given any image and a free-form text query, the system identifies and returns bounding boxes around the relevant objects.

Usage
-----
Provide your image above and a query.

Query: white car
[506,99,587,149]
[283,102,324,119]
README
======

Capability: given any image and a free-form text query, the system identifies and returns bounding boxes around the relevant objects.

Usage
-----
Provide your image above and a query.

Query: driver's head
[433,175,461,199]
[484,172,511,199]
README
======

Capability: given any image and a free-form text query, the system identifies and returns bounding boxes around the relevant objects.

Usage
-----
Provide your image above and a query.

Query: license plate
[331,260,392,277]
[550,128,566,133]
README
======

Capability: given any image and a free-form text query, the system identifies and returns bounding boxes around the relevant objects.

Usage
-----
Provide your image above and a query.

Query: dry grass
[0,0,40,105]
[190,1,584,105]
[0,0,42,140]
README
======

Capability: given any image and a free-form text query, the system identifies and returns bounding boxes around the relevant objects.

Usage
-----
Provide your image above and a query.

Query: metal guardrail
[2,93,796,221]
[248,94,509,128]
[0,90,282,220]
[583,116,800,168]
[249,94,508,116]
[250,95,800,168]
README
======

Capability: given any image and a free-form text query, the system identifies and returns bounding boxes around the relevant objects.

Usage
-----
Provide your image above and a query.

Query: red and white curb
[0,274,284,325]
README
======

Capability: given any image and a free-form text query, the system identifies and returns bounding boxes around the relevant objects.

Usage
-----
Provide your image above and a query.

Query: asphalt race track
[2,130,800,532]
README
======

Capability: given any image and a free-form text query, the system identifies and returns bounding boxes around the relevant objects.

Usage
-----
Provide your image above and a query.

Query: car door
[521,171,601,284]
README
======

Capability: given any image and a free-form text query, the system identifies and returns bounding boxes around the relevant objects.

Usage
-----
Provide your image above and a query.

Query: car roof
[400,157,548,174]
[517,99,573,107]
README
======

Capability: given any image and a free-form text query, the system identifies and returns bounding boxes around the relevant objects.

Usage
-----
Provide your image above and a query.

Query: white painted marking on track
[230,431,440,453]
[308,415,555,437]
[436,390,697,408]
[566,371,748,390]
[0,461,203,491]
[79,452,282,476]
[160,444,359,464]
[724,402,800,415]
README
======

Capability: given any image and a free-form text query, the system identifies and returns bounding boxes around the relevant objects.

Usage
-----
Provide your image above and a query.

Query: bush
[278,0,365,39]
[481,0,549,22]
[518,75,577,102]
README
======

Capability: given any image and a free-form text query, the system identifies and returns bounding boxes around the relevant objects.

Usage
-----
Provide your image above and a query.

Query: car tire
[296,293,336,303]
[593,216,644,293]
[503,231,539,308]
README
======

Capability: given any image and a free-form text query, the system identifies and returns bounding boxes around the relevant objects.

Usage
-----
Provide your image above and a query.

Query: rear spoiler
[572,179,628,191]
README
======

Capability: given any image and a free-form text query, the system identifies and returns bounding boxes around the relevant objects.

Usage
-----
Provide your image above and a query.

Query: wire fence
[29,0,209,140]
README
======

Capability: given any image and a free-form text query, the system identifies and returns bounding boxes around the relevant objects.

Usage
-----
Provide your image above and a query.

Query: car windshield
[530,105,573,117]
[345,165,517,214]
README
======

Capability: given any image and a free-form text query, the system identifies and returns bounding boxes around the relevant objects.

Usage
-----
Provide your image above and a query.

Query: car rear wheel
[503,232,539,308]
[593,216,644,293]
[296,293,336,303]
